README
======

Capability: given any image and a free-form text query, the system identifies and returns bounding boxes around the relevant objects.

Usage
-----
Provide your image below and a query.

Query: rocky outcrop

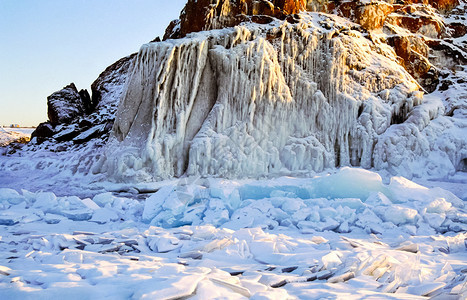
[163,0,464,93]
[97,13,427,181]
[31,123,54,140]
[47,83,93,125]
[91,54,136,113]
[91,0,467,181]
[164,0,307,39]
[37,0,464,146]
[23,0,467,180]
[31,54,135,146]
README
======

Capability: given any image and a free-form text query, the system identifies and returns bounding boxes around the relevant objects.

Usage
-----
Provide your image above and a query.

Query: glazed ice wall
[95,13,424,182]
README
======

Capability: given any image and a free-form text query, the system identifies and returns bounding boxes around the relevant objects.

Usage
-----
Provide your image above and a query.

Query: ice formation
[95,13,439,181]
[1,168,466,298]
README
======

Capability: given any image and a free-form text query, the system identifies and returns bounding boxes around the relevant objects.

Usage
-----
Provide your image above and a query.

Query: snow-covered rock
[90,0,467,181]
[97,13,426,181]
[46,83,92,125]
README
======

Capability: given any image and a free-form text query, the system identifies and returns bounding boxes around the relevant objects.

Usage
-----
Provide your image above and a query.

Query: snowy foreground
[0,167,466,299]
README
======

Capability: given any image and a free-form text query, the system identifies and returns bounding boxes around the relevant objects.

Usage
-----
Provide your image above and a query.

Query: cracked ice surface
[0,168,466,299]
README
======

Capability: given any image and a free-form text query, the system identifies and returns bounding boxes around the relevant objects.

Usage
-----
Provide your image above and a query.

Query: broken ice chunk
[375,205,418,225]
[90,208,119,224]
[426,198,452,214]
[210,278,251,297]
[0,188,24,205]
[396,243,419,253]
[142,185,174,223]
[321,252,342,270]
[132,274,204,299]
[32,192,58,210]
[328,272,355,283]
[0,265,12,276]
[0,211,25,225]
[310,167,386,200]
[92,192,117,207]
[60,209,93,221]
[44,213,67,224]
[81,198,100,210]
[406,282,446,296]
[365,192,392,206]
[424,213,446,230]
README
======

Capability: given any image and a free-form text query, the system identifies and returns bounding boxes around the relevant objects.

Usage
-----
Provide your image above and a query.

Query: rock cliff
[24,0,467,181]
[164,0,466,92]
[93,0,466,181]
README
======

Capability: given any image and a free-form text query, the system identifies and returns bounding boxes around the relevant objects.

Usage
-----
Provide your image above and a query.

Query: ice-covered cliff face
[95,12,438,181]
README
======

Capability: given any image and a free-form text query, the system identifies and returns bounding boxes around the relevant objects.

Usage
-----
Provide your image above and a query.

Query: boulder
[78,89,94,114]
[31,122,54,141]
[47,83,90,125]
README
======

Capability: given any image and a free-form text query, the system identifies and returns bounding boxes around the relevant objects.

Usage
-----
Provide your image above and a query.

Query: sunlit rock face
[163,0,463,92]
[164,0,308,39]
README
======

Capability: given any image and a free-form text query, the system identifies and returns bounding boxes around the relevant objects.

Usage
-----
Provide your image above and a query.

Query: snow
[0,167,466,299]
[0,127,32,147]
[1,127,35,135]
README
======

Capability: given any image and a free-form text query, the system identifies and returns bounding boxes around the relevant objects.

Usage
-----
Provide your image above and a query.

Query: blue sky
[0,0,186,127]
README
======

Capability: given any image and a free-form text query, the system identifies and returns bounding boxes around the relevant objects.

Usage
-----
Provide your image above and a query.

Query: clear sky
[0,0,186,127]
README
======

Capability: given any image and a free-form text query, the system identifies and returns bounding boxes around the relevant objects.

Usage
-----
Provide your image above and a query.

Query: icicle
[96,13,423,182]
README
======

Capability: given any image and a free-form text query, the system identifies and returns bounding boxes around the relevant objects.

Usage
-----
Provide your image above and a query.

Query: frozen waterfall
[94,13,447,182]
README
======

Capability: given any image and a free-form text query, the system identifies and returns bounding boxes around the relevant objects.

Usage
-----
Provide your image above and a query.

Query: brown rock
[337,1,394,30]
[428,0,459,12]
[449,22,467,38]
[164,0,308,40]
[387,35,438,91]
[306,0,336,12]
[397,0,459,12]
[386,13,444,38]
[357,2,394,30]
